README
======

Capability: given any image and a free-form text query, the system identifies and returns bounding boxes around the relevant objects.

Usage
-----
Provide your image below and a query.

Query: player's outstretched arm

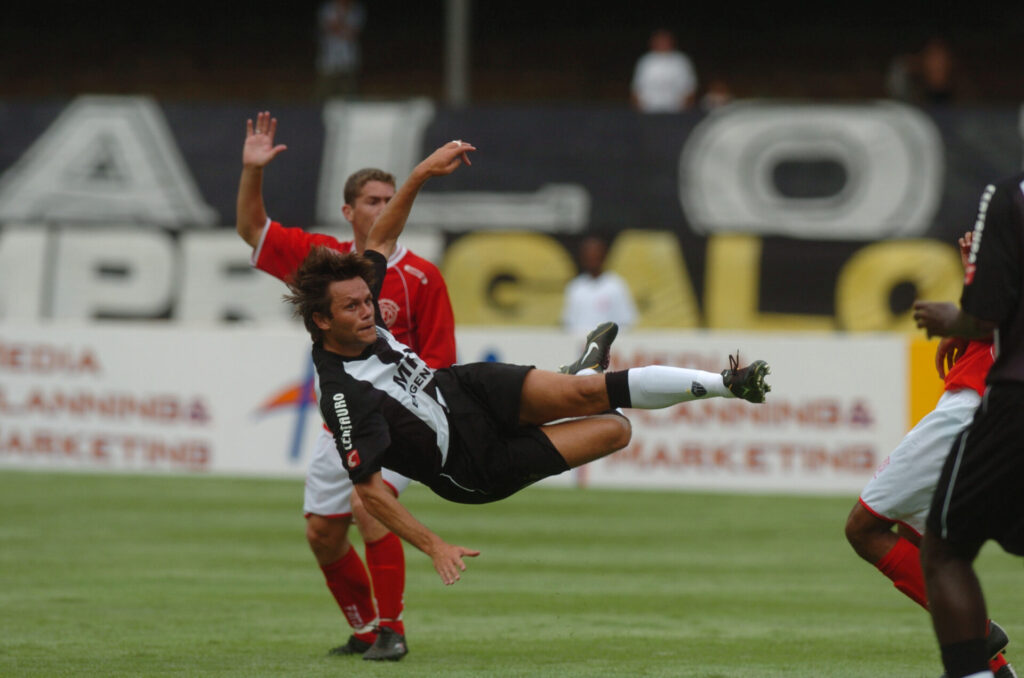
[912,301,995,339]
[354,472,480,585]
[365,140,476,258]
[236,111,289,248]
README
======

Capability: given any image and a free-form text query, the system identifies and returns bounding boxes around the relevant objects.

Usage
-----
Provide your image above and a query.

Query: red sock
[321,546,378,642]
[875,536,928,609]
[990,652,1010,673]
[365,532,406,635]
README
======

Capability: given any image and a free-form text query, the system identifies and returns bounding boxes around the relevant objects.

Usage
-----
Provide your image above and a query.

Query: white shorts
[859,389,980,536]
[303,427,412,517]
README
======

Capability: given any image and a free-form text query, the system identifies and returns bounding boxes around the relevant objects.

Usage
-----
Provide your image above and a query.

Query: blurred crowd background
[5,1,1023,104]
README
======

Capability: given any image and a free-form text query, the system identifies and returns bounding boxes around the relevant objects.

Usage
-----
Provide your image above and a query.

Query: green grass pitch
[1,470,1021,677]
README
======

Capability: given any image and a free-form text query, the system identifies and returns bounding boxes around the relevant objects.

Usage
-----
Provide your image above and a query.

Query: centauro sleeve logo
[331,392,354,452]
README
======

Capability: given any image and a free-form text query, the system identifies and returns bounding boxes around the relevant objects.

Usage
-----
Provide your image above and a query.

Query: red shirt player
[845,231,1012,676]
[236,111,456,660]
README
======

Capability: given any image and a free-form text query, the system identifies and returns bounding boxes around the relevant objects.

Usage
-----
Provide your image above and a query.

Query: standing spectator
[562,234,637,336]
[886,35,956,106]
[315,0,366,99]
[700,78,734,111]
[630,28,697,112]
[912,172,1024,678]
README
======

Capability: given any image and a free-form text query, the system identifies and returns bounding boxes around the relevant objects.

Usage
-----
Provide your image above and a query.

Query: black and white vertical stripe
[313,326,450,484]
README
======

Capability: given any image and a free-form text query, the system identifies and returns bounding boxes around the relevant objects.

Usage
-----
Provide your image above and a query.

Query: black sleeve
[346,412,391,483]
[318,376,391,483]
[364,249,388,328]
[962,182,1022,325]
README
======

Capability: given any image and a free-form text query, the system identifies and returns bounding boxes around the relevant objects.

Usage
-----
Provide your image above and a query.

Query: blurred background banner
[0,324,909,494]
[0,97,1017,329]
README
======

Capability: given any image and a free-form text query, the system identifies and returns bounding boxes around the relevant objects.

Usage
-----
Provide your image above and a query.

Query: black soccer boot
[939,620,1012,677]
[362,626,408,661]
[327,634,372,656]
[720,352,771,403]
[559,321,619,374]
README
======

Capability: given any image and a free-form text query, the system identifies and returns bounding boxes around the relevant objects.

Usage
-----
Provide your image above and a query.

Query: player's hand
[912,300,959,338]
[958,231,973,270]
[416,140,476,179]
[243,111,288,168]
[935,336,968,379]
[430,542,480,585]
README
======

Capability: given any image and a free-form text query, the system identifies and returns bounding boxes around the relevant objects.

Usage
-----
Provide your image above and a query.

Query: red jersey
[944,340,994,397]
[252,220,457,369]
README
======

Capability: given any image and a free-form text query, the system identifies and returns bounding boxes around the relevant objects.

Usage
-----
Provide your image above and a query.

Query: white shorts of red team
[303,427,412,517]
[858,388,980,536]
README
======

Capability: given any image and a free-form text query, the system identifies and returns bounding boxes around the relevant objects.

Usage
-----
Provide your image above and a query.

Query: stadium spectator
[315,0,366,99]
[913,172,1024,678]
[699,78,734,110]
[886,35,956,106]
[630,28,697,112]
[235,111,458,660]
[562,234,638,337]
[285,139,772,585]
[845,231,1014,677]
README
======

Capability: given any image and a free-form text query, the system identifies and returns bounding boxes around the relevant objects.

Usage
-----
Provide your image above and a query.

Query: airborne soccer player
[236,111,458,660]
[284,139,772,585]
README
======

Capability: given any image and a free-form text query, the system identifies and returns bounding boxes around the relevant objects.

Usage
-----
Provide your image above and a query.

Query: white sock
[961,671,994,678]
[626,365,731,409]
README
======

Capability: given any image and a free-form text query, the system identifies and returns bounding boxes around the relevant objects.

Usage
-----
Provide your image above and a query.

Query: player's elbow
[354,482,389,517]
[235,219,261,249]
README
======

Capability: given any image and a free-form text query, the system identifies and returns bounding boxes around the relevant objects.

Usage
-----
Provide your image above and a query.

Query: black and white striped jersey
[312,249,451,486]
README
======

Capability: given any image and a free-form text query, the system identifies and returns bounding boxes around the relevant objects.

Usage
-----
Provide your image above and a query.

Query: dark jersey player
[913,172,1024,678]
[846,231,1013,678]
[285,139,773,586]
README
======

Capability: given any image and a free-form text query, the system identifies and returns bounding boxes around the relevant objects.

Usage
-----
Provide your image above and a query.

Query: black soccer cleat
[988,621,1011,659]
[721,352,771,403]
[939,621,1012,677]
[995,659,1019,678]
[362,626,408,661]
[327,634,372,657]
[559,322,619,375]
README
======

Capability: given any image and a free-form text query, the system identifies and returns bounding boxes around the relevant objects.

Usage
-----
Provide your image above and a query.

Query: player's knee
[603,412,632,449]
[843,511,865,551]
[569,375,612,412]
[305,515,350,553]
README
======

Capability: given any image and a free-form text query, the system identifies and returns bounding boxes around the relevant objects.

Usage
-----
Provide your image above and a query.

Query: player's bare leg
[540,413,632,468]
[845,503,903,564]
[845,502,928,608]
[848,505,1013,675]
[307,514,355,566]
[518,371,610,425]
[922,530,992,677]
